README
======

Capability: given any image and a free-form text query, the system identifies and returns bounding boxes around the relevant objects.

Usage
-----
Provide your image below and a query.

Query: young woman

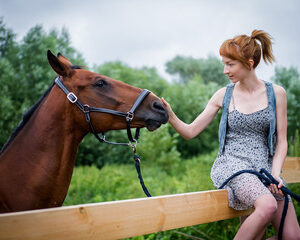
[161,30,300,239]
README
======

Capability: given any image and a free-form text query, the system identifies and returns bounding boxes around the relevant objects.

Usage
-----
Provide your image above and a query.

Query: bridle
[55,76,152,197]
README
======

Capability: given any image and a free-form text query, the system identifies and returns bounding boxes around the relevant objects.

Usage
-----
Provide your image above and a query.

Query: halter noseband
[54,76,151,146]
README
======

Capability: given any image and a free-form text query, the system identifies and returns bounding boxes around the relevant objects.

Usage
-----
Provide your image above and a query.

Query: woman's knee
[254,194,277,221]
[283,231,300,240]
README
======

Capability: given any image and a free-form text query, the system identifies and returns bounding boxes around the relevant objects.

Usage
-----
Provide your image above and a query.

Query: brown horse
[0,50,168,213]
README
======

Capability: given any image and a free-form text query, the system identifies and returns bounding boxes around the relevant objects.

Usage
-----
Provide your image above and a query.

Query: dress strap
[231,94,236,110]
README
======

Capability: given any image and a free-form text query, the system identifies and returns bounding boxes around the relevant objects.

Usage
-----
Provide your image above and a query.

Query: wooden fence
[0,157,299,240]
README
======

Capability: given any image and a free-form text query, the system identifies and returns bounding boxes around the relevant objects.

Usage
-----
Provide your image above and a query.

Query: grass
[64,154,215,206]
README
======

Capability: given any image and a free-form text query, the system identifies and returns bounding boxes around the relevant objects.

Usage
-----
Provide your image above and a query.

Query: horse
[0,50,169,213]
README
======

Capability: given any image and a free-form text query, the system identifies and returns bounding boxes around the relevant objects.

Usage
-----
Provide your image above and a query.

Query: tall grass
[64,152,215,205]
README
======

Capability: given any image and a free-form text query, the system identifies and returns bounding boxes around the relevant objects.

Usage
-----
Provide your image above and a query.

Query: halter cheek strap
[54,76,151,144]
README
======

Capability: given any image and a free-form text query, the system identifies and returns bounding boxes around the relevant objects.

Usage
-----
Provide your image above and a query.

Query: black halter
[55,76,152,197]
[54,76,150,145]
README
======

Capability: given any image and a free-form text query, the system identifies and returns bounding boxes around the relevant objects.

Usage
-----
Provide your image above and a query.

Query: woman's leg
[234,194,277,240]
[240,215,266,240]
[270,201,300,240]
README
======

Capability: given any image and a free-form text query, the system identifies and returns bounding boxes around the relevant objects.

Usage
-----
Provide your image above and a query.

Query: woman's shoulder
[271,83,286,97]
[211,87,227,108]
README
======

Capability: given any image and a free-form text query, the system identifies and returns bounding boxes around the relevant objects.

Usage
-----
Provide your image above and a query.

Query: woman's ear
[248,58,255,69]
[47,50,74,77]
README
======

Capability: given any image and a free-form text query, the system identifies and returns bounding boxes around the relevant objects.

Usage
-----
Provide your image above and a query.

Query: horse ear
[47,50,73,77]
[57,52,73,66]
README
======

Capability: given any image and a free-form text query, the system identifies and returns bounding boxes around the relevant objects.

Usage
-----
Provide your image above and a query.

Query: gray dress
[210,94,285,210]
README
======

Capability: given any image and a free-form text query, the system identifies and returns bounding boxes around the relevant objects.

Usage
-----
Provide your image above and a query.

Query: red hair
[219,30,275,70]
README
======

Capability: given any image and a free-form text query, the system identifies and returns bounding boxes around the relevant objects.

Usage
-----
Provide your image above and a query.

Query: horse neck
[19,86,85,162]
[0,85,87,209]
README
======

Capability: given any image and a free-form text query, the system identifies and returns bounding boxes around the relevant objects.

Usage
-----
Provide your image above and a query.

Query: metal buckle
[129,141,137,153]
[126,112,134,121]
[67,92,78,103]
[83,104,90,113]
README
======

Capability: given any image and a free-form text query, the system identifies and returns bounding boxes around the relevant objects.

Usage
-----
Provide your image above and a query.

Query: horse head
[47,50,169,134]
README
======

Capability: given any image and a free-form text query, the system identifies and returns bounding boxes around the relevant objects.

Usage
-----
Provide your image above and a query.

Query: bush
[137,124,181,174]
[162,79,220,158]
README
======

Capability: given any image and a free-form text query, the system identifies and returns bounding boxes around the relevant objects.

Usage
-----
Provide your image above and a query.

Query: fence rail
[0,157,299,240]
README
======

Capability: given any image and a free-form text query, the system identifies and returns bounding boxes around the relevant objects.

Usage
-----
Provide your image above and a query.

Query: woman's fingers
[277,179,283,188]
[160,97,172,113]
[269,184,278,194]
[276,178,284,197]
[268,183,284,198]
[161,97,168,106]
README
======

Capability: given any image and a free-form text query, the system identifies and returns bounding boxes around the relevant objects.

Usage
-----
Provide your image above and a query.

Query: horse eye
[95,80,105,88]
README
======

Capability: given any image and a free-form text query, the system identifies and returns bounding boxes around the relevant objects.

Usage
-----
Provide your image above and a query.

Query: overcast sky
[1,0,300,82]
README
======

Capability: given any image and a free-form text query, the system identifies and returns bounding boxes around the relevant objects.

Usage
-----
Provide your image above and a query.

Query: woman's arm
[270,84,288,192]
[161,87,225,140]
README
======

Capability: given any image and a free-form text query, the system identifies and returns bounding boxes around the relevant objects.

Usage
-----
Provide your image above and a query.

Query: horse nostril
[152,101,166,112]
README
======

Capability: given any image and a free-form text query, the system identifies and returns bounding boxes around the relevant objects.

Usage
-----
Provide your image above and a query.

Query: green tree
[272,66,300,139]
[163,78,221,157]
[0,18,18,61]
[138,124,181,174]
[0,19,86,148]
[18,25,86,102]
[166,55,229,86]
[0,19,20,145]
[94,61,168,97]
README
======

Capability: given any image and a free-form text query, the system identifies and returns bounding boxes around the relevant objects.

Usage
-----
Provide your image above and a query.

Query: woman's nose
[223,66,229,75]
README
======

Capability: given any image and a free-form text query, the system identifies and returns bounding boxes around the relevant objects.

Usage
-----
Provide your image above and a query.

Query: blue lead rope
[218,168,300,240]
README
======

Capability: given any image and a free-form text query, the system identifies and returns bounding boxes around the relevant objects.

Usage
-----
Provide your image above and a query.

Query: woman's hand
[161,97,173,116]
[269,174,284,197]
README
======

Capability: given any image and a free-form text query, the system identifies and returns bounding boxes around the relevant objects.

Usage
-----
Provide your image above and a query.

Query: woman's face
[222,56,250,83]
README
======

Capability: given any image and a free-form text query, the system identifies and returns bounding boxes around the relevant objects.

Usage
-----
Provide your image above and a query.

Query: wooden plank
[282,157,300,183]
[0,190,253,240]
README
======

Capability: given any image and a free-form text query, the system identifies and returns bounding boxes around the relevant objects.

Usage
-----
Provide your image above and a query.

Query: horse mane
[0,82,55,154]
[70,65,83,69]
[0,64,84,154]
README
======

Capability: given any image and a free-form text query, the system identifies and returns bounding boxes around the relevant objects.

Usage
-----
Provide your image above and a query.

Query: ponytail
[220,30,275,69]
[250,29,275,66]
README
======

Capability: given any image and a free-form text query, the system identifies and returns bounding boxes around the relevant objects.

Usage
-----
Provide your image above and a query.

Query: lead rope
[219,168,300,240]
[131,145,152,197]
[84,108,152,197]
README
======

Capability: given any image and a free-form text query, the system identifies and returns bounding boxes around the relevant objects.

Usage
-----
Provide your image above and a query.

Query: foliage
[0,18,85,148]
[137,124,181,174]
[272,66,300,139]
[94,61,168,97]
[162,79,221,157]
[165,55,229,86]
[64,153,216,205]
[64,152,215,205]
[75,131,133,169]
